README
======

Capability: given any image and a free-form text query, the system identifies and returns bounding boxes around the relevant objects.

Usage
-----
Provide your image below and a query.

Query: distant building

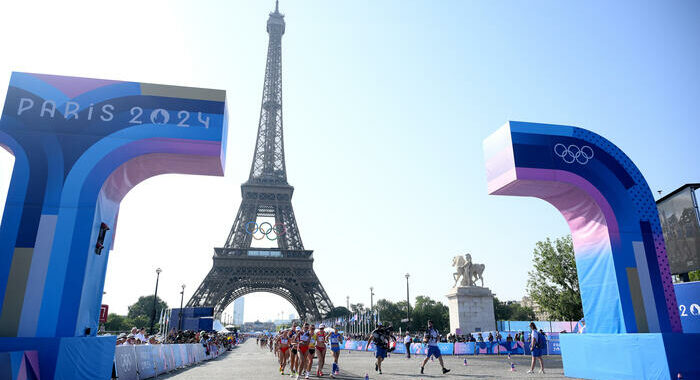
[241,320,275,332]
[521,296,550,321]
[233,297,245,325]
[273,318,292,327]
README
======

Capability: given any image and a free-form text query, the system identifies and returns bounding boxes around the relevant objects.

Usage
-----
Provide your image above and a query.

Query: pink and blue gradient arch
[483,121,681,335]
[0,72,228,341]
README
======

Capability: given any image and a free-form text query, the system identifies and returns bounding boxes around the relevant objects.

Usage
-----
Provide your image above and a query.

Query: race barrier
[496,320,579,333]
[340,338,559,356]
[114,343,223,380]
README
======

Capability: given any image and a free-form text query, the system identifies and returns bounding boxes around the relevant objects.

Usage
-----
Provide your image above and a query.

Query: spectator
[403,332,412,359]
[506,333,513,343]
[122,334,136,346]
[528,322,545,374]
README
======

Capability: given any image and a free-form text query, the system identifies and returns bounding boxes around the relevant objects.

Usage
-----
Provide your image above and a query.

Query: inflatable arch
[0,72,228,379]
[484,121,699,379]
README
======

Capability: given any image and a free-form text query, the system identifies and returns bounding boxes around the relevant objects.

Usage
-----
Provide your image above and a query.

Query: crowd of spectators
[113,326,239,351]
[115,327,164,346]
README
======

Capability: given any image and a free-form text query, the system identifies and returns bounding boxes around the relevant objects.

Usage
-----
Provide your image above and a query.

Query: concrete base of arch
[0,335,116,379]
[560,333,700,379]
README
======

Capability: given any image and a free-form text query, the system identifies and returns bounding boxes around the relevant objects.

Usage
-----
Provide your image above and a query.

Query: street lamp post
[346,296,349,309]
[405,273,411,326]
[370,286,375,329]
[149,268,162,335]
[178,284,186,331]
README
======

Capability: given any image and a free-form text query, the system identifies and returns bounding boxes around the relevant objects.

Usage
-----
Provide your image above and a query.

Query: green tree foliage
[349,303,366,314]
[127,295,168,319]
[353,296,449,333]
[104,313,131,332]
[689,270,700,282]
[527,235,583,321]
[325,306,351,319]
[493,297,536,321]
[103,295,168,333]
[408,296,450,332]
[509,303,537,321]
[493,297,510,321]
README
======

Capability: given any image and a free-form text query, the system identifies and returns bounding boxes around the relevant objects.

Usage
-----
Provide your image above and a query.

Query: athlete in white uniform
[420,320,450,375]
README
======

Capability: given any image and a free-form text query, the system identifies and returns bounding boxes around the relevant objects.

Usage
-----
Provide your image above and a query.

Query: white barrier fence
[113,343,222,380]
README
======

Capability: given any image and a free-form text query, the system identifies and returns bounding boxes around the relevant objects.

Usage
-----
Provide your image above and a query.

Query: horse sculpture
[451,254,485,287]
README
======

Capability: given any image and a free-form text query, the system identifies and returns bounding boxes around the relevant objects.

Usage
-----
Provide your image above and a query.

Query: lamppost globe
[405,273,411,325]
[178,284,186,332]
[149,268,163,334]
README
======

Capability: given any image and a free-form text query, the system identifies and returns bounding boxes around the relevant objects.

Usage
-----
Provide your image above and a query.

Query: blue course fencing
[341,336,562,356]
[114,343,223,380]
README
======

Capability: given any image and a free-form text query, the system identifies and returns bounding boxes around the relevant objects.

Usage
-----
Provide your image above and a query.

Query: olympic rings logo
[554,143,594,165]
[245,221,287,241]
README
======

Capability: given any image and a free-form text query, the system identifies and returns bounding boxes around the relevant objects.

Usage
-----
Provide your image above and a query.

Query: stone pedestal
[446,286,496,334]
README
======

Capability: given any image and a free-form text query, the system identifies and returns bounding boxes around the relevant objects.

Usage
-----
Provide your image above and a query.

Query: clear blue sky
[0,0,698,322]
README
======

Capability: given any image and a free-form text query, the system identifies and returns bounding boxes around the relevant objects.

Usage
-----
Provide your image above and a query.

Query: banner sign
[675,282,700,333]
[154,345,167,374]
[113,346,138,380]
[547,333,561,355]
[115,344,219,379]
[134,345,156,379]
[454,342,472,355]
[99,305,109,323]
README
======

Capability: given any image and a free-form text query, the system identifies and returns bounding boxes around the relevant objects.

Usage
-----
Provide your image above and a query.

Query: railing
[340,335,562,356]
[113,343,224,380]
[214,248,312,259]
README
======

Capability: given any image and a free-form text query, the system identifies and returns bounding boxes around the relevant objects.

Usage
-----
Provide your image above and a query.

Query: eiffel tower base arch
[187,248,332,321]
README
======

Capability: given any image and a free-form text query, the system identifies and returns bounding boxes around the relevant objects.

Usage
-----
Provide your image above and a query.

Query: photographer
[366,322,395,375]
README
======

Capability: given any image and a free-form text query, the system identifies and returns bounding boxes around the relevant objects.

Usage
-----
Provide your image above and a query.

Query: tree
[409,296,449,333]
[509,303,536,321]
[325,306,351,319]
[689,270,700,282]
[374,299,404,328]
[527,235,583,321]
[493,297,536,321]
[127,295,168,319]
[104,313,131,332]
[349,303,366,314]
[493,297,511,321]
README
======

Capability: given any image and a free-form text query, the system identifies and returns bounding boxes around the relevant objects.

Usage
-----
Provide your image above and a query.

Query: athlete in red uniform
[314,324,328,377]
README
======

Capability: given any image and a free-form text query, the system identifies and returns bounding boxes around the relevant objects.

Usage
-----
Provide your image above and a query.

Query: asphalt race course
[161,340,577,379]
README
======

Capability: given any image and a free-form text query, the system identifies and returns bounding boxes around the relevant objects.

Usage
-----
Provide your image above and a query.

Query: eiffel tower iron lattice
[187,2,333,321]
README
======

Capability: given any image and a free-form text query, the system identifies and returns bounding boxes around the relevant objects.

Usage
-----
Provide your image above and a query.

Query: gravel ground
[160,340,578,380]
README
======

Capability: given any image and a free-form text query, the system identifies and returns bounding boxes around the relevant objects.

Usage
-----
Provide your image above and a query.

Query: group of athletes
[262,319,450,378]
[262,322,343,378]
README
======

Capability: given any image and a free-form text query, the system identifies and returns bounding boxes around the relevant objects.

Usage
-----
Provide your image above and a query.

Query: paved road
[162,340,575,379]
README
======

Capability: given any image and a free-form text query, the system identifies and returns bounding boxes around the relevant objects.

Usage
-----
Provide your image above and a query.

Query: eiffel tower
[187,1,333,321]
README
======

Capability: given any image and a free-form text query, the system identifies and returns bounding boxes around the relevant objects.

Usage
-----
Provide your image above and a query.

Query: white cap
[319,324,325,328]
